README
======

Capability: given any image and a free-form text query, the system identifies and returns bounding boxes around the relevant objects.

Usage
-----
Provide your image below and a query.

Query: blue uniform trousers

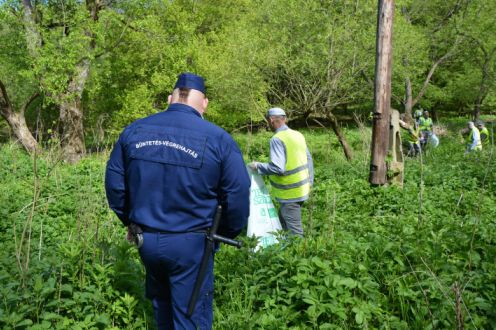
[139,232,214,329]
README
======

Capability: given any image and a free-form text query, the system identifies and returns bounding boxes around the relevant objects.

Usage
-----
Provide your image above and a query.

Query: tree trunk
[473,100,482,122]
[431,104,438,122]
[59,100,85,163]
[21,0,99,163]
[455,32,496,122]
[404,77,413,124]
[1,110,38,153]
[323,114,353,161]
[56,1,101,163]
[22,0,41,57]
[472,55,492,121]
[59,60,90,163]
[0,81,38,153]
[370,0,394,186]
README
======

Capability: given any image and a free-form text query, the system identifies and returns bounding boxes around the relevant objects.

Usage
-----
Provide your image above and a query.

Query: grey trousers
[278,202,304,237]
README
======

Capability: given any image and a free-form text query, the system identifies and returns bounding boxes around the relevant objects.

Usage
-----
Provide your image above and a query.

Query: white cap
[267,107,286,117]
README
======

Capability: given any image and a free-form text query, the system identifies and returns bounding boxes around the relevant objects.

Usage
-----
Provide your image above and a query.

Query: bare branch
[94,17,132,59]
[412,41,459,106]
[360,69,374,88]
[20,92,40,116]
[432,0,467,33]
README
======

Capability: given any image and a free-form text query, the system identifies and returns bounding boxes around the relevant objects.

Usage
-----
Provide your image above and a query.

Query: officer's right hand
[126,226,133,242]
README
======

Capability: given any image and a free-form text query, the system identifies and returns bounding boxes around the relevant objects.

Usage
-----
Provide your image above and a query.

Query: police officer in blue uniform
[105,72,250,329]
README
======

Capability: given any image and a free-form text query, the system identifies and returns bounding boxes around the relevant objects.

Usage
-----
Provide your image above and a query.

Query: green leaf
[16,319,33,327]
[338,278,357,289]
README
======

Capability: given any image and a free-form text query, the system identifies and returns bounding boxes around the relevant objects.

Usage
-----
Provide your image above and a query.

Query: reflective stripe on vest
[269,129,310,200]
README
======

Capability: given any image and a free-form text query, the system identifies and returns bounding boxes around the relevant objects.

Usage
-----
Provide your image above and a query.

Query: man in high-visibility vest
[418,110,433,148]
[248,107,314,237]
[465,121,482,154]
[399,119,421,157]
[413,108,423,126]
[477,121,490,147]
[407,123,421,156]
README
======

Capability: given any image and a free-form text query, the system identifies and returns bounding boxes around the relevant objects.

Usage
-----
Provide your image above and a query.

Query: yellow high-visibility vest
[480,127,489,145]
[269,129,310,201]
[419,117,433,131]
[406,127,420,144]
[466,127,482,150]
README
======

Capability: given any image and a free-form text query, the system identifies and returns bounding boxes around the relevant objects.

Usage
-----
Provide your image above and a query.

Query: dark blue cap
[173,72,206,94]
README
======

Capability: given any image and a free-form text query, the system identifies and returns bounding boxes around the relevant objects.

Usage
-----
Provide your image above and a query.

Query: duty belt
[138,224,207,234]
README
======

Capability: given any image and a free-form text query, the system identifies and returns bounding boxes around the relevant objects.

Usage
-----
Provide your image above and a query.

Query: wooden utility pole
[370,0,394,185]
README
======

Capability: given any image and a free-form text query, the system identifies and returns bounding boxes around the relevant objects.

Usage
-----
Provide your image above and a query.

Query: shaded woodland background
[1,0,495,162]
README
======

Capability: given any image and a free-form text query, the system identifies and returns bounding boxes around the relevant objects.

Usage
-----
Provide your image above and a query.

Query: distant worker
[418,110,433,148]
[407,123,421,157]
[105,72,250,329]
[465,121,482,154]
[248,107,314,238]
[477,121,490,147]
[399,119,421,157]
[413,107,423,125]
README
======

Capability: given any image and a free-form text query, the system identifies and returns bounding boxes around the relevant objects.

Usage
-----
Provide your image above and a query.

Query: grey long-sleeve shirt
[257,125,314,202]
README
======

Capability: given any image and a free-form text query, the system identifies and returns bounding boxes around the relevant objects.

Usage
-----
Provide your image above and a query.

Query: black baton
[187,206,242,317]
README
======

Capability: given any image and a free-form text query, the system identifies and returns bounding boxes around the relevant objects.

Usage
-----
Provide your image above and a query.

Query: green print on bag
[247,168,282,250]
[252,188,272,205]
[259,207,277,222]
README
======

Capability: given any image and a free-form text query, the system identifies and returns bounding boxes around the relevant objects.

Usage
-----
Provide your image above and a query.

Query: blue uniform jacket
[105,103,250,238]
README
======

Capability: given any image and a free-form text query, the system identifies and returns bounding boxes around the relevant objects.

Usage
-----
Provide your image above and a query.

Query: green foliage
[1,119,496,328]
[0,144,152,329]
[0,3,38,109]
[88,0,204,132]
[253,0,377,118]
[221,122,496,329]
[2,0,496,144]
[2,0,496,327]
[195,0,271,129]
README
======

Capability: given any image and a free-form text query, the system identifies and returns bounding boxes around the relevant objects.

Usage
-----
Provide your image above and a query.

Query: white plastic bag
[429,133,439,147]
[246,168,282,250]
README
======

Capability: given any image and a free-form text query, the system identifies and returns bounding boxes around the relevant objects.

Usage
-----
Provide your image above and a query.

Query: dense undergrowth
[0,119,495,329]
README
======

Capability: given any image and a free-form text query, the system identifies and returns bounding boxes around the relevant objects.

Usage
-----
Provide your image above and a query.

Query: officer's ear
[167,94,172,105]
[203,97,209,111]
